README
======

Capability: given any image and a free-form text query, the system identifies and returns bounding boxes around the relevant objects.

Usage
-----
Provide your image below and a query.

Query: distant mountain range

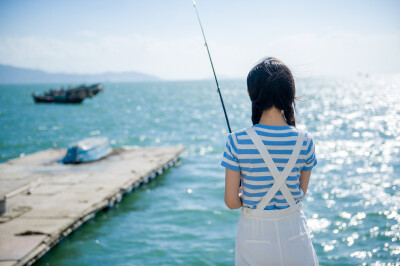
[0,64,160,84]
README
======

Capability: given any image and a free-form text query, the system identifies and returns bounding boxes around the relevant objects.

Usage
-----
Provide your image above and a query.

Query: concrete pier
[0,146,185,266]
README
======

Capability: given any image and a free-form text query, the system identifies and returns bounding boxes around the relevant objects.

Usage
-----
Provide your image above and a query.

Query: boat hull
[33,95,84,104]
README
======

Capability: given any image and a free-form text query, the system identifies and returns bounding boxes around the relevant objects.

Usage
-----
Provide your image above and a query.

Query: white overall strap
[246,127,305,209]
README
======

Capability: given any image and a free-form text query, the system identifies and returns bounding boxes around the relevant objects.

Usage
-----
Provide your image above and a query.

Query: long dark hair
[247,57,297,127]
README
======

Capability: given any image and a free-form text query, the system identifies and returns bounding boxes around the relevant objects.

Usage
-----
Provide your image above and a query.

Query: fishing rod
[192,0,232,134]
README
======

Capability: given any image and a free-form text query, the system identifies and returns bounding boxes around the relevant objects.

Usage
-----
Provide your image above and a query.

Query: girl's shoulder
[299,128,316,142]
[226,127,249,139]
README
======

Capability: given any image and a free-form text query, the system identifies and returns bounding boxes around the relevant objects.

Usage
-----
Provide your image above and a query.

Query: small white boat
[62,137,112,164]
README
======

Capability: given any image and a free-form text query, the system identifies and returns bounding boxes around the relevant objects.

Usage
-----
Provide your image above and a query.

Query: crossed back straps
[245,127,305,209]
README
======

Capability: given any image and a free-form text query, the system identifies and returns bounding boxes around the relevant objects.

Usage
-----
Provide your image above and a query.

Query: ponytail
[283,105,296,127]
[251,103,263,125]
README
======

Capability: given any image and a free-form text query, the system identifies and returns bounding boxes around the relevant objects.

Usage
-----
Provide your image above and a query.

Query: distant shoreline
[0,64,161,84]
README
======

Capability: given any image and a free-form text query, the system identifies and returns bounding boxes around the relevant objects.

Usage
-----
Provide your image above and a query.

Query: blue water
[0,76,399,265]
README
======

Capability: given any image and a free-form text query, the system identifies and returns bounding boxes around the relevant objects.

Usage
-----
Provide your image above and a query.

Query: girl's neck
[258,106,288,126]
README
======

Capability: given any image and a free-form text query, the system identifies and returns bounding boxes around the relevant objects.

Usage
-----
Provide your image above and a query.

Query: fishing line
[192,0,232,134]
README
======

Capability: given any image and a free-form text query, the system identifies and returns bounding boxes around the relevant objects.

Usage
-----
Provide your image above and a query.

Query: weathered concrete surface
[0,146,185,266]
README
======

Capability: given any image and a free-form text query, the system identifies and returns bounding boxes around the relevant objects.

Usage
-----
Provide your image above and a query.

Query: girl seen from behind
[221,57,319,266]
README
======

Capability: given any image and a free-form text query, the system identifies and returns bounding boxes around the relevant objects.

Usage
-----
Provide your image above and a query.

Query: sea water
[0,75,399,265]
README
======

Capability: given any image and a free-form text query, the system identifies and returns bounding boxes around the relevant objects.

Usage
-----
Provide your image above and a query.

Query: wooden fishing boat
[32,83,102,104]
[62,137,113,164]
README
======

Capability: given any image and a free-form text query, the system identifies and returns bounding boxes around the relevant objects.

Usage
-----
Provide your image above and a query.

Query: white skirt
[235,203,319,266]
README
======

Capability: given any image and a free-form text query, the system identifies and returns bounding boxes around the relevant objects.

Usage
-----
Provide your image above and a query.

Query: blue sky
[0,0,399,79]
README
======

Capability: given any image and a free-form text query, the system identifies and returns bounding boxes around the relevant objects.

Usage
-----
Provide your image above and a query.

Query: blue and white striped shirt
[221,124,317,210]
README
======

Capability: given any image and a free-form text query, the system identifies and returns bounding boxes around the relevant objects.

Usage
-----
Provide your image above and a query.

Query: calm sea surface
[0,76,399,265]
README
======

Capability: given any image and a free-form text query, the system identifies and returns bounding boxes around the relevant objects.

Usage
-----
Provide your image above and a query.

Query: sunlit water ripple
[0,75,399,265]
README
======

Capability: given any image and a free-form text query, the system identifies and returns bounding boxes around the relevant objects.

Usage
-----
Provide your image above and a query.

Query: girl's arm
[224,168,242,209]
[299,170,312,195]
